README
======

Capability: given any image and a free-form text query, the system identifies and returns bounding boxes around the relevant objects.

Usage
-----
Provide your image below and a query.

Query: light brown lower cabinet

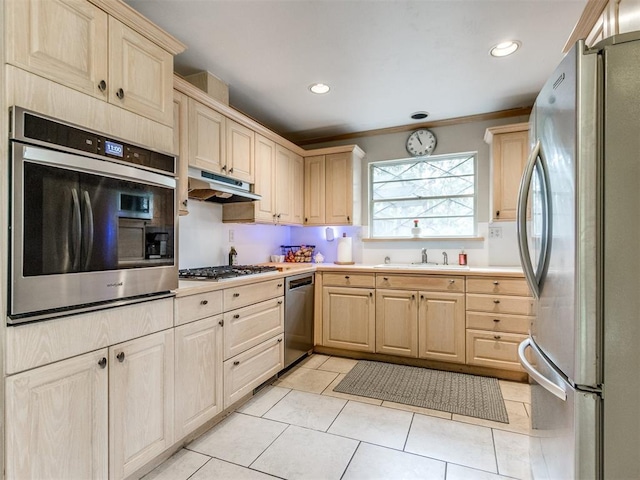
[174,315,224,441]
[5,349,109,480]
[375,289,418,357]
[465,330,528,371]
[418,292,466,363]
[109,329,174,480]
[323,286,376,352]
[223,334,284,408]
[5,329,175,480]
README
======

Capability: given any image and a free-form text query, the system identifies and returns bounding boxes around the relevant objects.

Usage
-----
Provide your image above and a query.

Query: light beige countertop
[174,263,524,297]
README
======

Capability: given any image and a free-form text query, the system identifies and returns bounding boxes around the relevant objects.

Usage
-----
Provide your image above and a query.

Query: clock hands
[417,136,423,145]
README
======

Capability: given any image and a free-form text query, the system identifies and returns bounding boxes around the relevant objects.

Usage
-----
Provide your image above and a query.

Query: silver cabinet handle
[82,190,94,270]
[233,314,240,319]
[411,294,415,299]
[201,300,208,305]
[98,357,107,369]
[233,293,240,297]
[221,165,227,172]
[383,277,388,281]
[116,352,125,362]
[233,360,240,366]
[493,280,500,285]
[277,300,283,305]
[493,318,500,323]
[277,338,283,343]
[518,338,566,401]
[448,279,455,284]
[277,283,283,287]
[98,80,107,92]
[493,299,500,304]
[229,167,234,173]
[493,335,502,340]
[369,292,373,297]
[116,88,124,99]
[218,319,224,326]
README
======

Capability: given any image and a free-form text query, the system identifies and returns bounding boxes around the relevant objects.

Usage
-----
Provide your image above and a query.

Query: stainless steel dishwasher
[284,272,315,368]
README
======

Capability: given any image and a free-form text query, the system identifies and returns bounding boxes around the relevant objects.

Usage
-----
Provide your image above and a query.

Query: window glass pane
[370,152,476,238]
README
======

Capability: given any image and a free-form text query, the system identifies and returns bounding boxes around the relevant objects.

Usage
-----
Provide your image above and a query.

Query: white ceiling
[125,0,587,143]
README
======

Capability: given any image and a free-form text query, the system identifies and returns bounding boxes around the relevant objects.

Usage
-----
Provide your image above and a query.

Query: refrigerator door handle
[518,338,567,401]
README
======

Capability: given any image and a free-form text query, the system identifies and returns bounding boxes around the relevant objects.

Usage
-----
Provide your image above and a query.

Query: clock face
[406,129,436,157]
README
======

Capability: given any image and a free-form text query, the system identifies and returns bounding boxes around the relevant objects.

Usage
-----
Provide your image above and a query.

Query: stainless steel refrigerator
[517,34,640,480]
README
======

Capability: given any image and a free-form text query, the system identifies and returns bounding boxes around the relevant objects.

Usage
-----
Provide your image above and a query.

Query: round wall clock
[406,129,436,157]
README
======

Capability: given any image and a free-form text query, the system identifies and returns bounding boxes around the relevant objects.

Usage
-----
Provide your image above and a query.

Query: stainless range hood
[187,167,261,203]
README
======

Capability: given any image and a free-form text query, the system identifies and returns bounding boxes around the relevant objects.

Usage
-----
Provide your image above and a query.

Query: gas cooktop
[178,265,278,281]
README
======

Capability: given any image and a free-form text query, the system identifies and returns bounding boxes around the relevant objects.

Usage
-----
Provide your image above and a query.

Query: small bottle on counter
[458,248,467,266]
[229,246,238,266]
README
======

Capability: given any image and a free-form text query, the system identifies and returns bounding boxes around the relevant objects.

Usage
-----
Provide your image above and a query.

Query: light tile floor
[143,354,532,480]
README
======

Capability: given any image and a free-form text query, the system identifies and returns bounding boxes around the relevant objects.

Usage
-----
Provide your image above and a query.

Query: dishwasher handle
[288,276,314,290]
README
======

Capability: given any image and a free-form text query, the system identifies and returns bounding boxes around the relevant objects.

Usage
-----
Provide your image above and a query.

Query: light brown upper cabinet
[304,147,365,226]
[484,123,529,222]
[173,90,189,215]
[188,98,226,175]
[6,0,181,126]
[225,119,255,183]
[565,0,640,51]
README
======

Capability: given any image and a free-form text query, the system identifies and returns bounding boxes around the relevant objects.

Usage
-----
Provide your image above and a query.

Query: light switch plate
[489,227,502,238]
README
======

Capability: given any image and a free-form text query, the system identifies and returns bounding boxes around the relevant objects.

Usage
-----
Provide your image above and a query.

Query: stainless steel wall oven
[8,107,178,324]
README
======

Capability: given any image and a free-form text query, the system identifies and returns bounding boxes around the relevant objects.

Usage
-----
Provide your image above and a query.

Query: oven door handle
[71,188,82,271]
[82,190,94,270]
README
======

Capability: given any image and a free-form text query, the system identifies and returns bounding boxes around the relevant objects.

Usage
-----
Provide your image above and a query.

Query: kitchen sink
[373,263,470,270]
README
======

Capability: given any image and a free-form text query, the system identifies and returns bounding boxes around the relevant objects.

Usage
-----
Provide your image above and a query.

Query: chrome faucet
[421,248,428,264]
[442,252,448,265]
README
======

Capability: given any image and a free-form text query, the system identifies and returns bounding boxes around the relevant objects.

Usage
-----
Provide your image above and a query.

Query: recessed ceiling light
[411,111,429,120]
[490,40,521,57]
[309,83,330,94]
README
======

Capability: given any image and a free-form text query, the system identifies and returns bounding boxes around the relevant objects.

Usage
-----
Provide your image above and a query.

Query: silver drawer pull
[219,319,224,326]
[493,281,500,285]
[116,352,125,362]
[494,335,502,340]
[493,318,500,323]
[449,279,455,284]
[200,300,208,305]
[493,299,500,304]
[233,293,240,297]
[277,338,283,343]
[233,360,240,366]
[98,357,107,369]
[345,275,350,279]
[277,300,283,305]
[383,277,388,281]
[233,314,240,319]
[277,283,283,287]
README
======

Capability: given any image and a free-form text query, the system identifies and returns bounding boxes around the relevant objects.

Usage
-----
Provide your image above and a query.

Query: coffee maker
[145,232,169,259]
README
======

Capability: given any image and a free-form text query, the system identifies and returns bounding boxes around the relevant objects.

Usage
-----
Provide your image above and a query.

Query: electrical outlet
[229,229,235,242]
[489,227,502,239]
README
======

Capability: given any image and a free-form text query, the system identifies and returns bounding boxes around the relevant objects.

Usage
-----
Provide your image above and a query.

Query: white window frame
[368,152,478,238]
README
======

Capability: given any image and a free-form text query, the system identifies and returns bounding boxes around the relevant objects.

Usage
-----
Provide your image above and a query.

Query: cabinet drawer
[175,290,223,326]
[223,335,284,408]
[323,272,375,288]
[466,312,531,335]
[466,294,535,316]
[376,274,464,293]
[466,277,531,296]
[224,297,284,360]
[466,330,527,371]
[224,279,284,310]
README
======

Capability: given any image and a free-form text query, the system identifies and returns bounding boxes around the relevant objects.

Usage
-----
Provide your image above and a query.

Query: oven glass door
[10,142,176,318]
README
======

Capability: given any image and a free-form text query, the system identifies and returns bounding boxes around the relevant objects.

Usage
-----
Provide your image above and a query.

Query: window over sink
[369,152,477,238]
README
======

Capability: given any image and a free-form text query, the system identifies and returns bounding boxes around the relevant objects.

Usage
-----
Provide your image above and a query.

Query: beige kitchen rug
[334,360,509,423]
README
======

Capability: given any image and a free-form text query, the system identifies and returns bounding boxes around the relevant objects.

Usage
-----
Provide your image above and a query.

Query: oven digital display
[105,140,124,157]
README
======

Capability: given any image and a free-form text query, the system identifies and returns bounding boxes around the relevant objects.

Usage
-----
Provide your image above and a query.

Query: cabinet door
[110,330,174,480]
[323,286,375,352]
[226,119,255,182]
[617,0,640,34]
[174,90,189,215]
[375,289,418,357]
[304,155,326,225]
[291,152,305,225]
[188,98,226,173]
[254,134,277,222]
[418,292,466,363]
[224,335,284,408]
[275,144,292,223]
[175,316,223,441]
[108,17,173,126]
[6,0,108,99]
[492,129,529,221]
[6,349,108,480]
[325,152,354,224]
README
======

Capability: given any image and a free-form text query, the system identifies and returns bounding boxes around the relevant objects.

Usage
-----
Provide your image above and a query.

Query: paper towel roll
[337,236,353,263]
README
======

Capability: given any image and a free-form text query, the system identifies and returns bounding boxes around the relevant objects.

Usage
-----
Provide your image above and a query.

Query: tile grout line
[402,412,415,452]
[490,427,500,476]
[339,441,362,480]
[246,423,293,472]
